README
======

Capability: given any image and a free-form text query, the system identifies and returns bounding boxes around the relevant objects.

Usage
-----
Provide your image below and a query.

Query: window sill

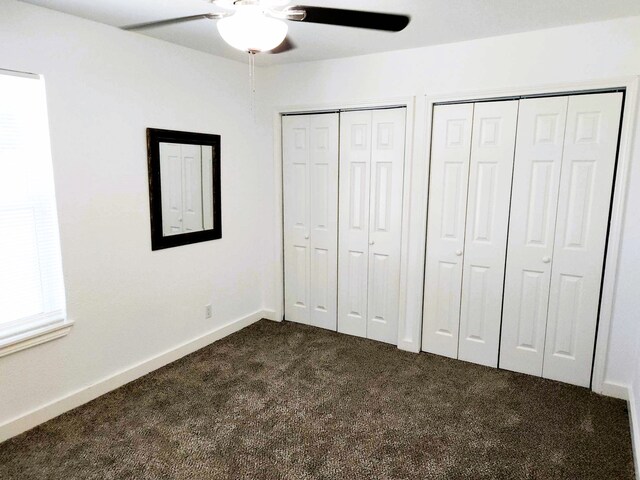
[0,319,73,358]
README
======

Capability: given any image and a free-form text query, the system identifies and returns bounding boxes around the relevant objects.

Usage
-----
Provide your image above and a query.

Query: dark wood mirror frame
[147,128,222,251]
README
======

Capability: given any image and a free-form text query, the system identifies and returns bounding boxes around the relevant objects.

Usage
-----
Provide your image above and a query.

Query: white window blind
[0,70,68,350]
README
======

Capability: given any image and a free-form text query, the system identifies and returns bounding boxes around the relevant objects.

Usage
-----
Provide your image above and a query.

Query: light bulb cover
[217,6,288,53]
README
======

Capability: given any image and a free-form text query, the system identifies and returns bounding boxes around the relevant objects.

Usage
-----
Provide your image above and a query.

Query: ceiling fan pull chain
[248,50,256,122]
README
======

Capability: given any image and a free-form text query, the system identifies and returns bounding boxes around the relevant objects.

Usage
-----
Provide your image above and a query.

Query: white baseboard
[397,340,420,353]
[0,310,266,443]
[594,382,639,478]
[601,380,630,400]
[261,309,280,321]
[629,385,640,480]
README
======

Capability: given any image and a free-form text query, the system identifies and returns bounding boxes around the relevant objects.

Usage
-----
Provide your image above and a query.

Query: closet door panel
[181,144,204,233]
[338,111,373,338]
[422,103,474,358]
[201,146,214,230]
[367,108,406,344]
[458,100,519,367]
[499,96,568,376]
[543,92,623,387]
[160,142,184,236]
[283,115,311,325]
[309,114,339,330]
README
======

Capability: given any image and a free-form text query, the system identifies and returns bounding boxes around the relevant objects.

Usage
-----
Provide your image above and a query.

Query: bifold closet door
[160,143,204,235]
[457,100,519,367]
[542,92,623,387]
[422,103,474,358]
[180,144,204,233]
[422,101,517,365]
[337,110,371,338]
[283,113,339,330]
[367,108,406,343]
[499,96,569,376]
[160,142,184,236]
[338,108,406,344]
[499,92,622,387]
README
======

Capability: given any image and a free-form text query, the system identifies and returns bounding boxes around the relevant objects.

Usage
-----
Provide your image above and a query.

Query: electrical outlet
[205,304,212,319]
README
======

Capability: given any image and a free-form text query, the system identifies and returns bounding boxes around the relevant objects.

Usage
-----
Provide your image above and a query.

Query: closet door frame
[273,97,417,348]
[422,77,638,397]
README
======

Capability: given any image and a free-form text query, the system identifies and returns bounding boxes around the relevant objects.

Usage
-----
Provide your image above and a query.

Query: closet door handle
[369,240,375,246]
[455,250,463,256]
[542,256,551,263]
[304,233,309,239]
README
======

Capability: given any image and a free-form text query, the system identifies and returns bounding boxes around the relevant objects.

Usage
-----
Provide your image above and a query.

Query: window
[0,70,70,356]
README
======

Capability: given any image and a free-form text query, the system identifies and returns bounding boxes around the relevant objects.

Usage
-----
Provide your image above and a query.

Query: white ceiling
[21,0,640,66]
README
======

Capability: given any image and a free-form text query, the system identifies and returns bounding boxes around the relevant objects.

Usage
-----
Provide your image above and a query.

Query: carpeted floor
[0,320,634,479]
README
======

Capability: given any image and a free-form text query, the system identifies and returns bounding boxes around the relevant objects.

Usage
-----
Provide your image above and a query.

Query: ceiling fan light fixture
[217,5,288,53]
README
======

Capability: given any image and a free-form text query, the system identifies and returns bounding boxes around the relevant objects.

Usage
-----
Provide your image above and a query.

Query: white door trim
[422,77,639,395]
[271,97,417,350]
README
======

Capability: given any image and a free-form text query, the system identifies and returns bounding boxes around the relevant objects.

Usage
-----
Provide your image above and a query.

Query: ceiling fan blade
[122,13,225,31]
[265,37,296,54]
[286,6,409,32]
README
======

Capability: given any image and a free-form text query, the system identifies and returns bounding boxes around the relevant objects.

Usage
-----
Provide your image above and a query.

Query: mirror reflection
[159,143,214,236]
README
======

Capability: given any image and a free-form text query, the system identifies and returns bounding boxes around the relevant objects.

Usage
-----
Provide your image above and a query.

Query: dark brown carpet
[0,319,634,479]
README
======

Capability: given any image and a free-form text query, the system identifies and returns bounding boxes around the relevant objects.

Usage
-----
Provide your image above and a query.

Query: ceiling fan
[122,0,410,54]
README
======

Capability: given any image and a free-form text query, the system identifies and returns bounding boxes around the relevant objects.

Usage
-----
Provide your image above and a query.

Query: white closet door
[160,142,184,236]
[542,92,623,387]
[458,100,519,367]
[422,103,474,358]
[499,96,568,376]
[309,114,339,330]
[338,110,372,338]
[366,108,406,344]
[283,115,311,325]
[283,113,339,329]
[181,144,204,233]
[201,146,214,230]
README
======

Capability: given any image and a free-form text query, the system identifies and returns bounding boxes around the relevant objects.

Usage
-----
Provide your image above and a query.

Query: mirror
[147,128,221,250]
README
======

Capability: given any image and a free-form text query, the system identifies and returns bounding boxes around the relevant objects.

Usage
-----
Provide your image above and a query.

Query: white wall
[258,16,640,393]
[0,0,270,429]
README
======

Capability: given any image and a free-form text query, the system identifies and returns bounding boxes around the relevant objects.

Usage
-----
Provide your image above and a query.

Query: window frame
[0,68,71,357]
